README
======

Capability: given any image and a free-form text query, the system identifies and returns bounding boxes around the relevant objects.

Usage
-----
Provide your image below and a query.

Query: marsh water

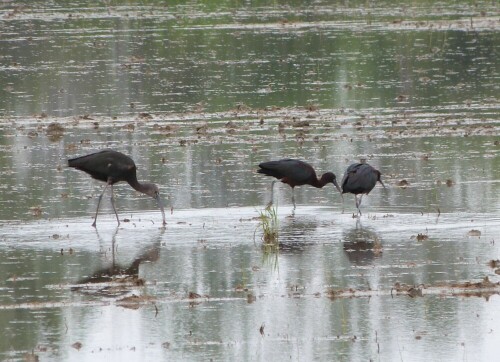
[0,1,499,361]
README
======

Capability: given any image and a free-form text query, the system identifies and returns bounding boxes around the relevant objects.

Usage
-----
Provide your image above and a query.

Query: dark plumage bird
[341,163,385,215]
[258,159,342,208]
[68,150,166,227]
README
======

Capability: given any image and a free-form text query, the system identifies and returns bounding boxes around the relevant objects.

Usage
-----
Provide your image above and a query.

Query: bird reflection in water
[71,227,164,298]
[342,222,383,265]
[276,217,319,253]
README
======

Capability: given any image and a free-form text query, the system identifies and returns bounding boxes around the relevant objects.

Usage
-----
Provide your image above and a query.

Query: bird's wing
[342,164,378,194]
[68,150,135,182]
[259,159,313,185]
[341,163,361,189]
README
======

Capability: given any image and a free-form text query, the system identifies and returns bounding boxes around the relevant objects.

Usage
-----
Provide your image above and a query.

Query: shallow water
[1,208,500,361]
[0,1,499,361]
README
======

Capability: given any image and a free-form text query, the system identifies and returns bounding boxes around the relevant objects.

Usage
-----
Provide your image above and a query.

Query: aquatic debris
[488,260,500,268]
[138,112,153,119]
[225,120,238,129]
[46,122,64,141]
[467,229,481,237]
[23,352,39,362]
[396,179,409,188]
[154,124,178,133]
[414,233,428,241]
[234,284,248,292]
[116,294,156,310]
[247,293,256,304]
[373,240,383,256]
[71,342,82,350]
[292,120,310,127]
[188,291,208,307]
[35,112,48,119]
[448,277,499,299]
[161,341,171,349]
[30,206,42,217]
[392,283,423,298]
[259,323,265,337]
[488,260,500,275]
[188,292,201,299]
[326,288,357,300]
[78,114,94,120]
[122,123,135,131]
[195,123,208,135]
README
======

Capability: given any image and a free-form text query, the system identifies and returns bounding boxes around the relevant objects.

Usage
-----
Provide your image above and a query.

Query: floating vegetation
[30,206,42,217]
[396,179,409,188]
[71,342,83,350]
[116,294,156,310]
[327,277,500,300]
[488,260,500,269]
[410,232,429,241]
[45,122,64,141]
[258,205,279,246]
[467,229,481,237]
[257,205,280,269]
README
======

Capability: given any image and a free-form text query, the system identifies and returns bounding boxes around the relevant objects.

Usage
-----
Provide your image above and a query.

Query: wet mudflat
[1,1,499,361]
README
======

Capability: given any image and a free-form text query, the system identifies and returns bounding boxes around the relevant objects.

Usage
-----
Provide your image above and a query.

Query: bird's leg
[354,195,361,216]
[109,184,120,226]
[291,187,296,210]
[92,183,110,227]
[356,194,364,216]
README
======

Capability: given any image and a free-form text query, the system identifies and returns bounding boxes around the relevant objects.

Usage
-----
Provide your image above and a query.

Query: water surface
[0,1,499,361]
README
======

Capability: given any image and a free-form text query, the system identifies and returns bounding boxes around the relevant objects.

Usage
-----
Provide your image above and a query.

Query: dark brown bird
[258,159,342,208]
[68,149,166,227]
[341,163,385,215]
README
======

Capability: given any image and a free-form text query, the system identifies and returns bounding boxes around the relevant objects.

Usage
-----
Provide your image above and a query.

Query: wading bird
[68,150,166,227]
[341,162,385,215]
[258,159,342,208]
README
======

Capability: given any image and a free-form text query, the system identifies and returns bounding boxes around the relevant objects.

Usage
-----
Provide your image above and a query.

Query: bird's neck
[313,174,330,188]
[127,177,148,194]
[312,176,326,188]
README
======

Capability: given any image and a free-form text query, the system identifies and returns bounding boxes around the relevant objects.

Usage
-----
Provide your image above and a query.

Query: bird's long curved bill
[379,180,386,189]
[333,180,344,201]
[155,194,167,225]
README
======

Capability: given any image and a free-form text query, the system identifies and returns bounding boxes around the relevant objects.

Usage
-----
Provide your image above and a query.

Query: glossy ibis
[68,149,166,226]
[258,158,342,208]
[341,162,385,215]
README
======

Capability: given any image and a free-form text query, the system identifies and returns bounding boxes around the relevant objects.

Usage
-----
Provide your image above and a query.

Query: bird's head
[322,172,343,197]
[376,170,386,189]
[143,183,166,226]
[143,183,160,198]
